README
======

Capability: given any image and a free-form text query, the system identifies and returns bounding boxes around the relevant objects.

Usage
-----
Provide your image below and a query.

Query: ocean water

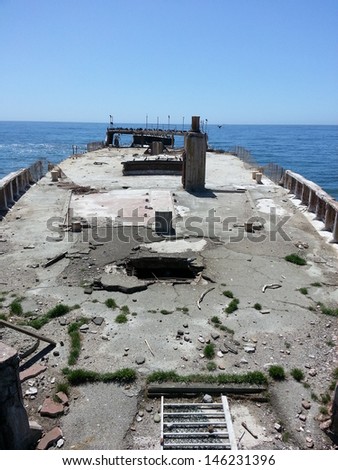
[0,121,337,200]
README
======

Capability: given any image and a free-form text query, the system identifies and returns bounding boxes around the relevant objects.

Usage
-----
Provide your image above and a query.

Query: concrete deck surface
[0,147,337,450]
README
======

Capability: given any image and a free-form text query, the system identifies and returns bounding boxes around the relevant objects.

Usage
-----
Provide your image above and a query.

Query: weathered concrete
[182,116,207,191]
[0,145,338,451]
[284,169,338,242]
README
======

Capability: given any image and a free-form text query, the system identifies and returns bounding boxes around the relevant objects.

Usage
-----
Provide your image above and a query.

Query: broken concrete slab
[98,273,150,294]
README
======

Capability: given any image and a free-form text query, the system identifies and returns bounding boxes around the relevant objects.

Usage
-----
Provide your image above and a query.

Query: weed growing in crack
[146,370,268,385]
[115,313,128,324]
[105,298,118,309]
[206,361,217,371]
[68,317,89,366]
[290,368,304,382]
[160,309,173,315]
[211,316,221,324]
[223,290,234,298]
[299,287,308,295]
[318,303,338,317]
[285,253,306,265]
[204,343,216,359]
[9,299,23,316]
[225,298,239,313]
[63,367,136,385]
[268,365,286,381]
[28,303,77,330]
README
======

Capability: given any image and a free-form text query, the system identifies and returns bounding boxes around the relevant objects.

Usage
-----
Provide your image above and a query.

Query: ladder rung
[164,432,229,438]
[163,443,231,449]
[164,412,224,417]
[164,421,227,427]
[164,403,222,408]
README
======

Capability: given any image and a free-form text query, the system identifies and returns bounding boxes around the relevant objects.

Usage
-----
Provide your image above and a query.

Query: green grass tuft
[146,370,268,386]
[319,303,338,317]
[219,324,235,334]
[146,370,181,383]
[299,287,308,295]
[268,365,286,381]
[225,298,239,313]
[223,290,234,298]
[177,306,189,313]
[105,298,118,309]
[63,367,136,385]
[115,313,128,323]
[28,303,75,330]
[67,318,89,366]
[10,299,23,316]
[206,361,217,371]
[48,304,71,318]
[211,315,221,324]
[204,343,216,359]
[253,303,262,310]
[56,382,70,396]
[285,253,307,265]
[290,368,304,382]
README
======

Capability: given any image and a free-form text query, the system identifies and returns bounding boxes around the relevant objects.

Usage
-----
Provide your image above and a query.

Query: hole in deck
[124,256,203,281]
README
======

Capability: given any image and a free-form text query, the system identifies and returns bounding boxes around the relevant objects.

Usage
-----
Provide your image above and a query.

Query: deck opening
[124,256,203,281]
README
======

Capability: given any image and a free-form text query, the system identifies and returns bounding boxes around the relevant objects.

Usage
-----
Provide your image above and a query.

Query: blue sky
[0,0,337,124]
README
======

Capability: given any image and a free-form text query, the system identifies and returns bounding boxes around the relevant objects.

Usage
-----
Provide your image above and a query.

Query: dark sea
[0,121,337,200]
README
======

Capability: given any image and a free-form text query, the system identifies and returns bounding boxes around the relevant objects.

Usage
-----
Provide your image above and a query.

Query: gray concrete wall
[284,169,338,243]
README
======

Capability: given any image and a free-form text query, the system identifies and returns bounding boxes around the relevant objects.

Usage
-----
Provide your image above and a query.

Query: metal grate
[160,395,237,450]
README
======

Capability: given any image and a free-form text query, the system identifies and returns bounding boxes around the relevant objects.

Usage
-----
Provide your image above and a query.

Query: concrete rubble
[0,128,338,450]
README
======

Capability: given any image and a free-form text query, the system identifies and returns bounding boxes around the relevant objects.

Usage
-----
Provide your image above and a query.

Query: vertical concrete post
[284,172,291,191]
[308,190,317,213]
[295,181,303,199]
[182,116,207,191]
[5,182,14,207]
[23,170,30,190]
[0,342,32,449]
[289,176,296,195]
[332,212,338,243]
[151,141,163,155]
[0,188,8,211]
[324,203,335,231]
[301,184,310,206]
[51,170,59,182]
[316,198,326,222]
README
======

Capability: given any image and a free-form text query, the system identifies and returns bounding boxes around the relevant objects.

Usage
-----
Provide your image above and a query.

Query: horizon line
[0,119,337,126]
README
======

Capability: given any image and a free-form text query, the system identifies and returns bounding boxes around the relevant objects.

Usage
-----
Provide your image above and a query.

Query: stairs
[160,395,237,450]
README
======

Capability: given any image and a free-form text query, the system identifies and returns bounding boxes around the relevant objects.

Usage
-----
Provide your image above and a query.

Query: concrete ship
[0,117,337,450]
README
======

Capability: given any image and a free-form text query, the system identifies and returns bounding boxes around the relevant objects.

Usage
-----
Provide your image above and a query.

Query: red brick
[40,397,64,418]
[20,364,47,383]
[36,427,63,450]
[56,391,69,406]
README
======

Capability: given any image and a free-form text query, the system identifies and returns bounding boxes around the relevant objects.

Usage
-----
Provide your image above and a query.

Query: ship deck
[0,146,337,450]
